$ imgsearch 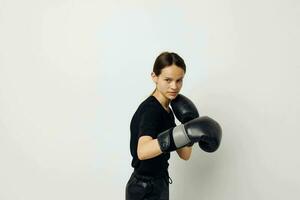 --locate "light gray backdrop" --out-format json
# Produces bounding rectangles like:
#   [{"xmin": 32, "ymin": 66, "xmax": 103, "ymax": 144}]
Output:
[{"xmin": 1, "ymin": 0, "xmax": 299, "ymax": 199}]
